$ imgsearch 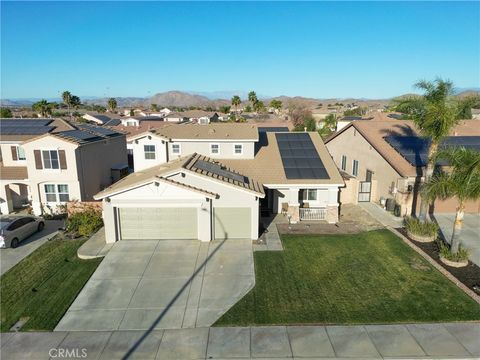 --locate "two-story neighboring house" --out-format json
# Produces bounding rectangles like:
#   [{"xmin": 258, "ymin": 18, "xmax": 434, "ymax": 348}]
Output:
[
  {"xmin": 95, "ymin": 126, "xmax": 344, "ymax": 244},
  {"xmin": 128, "ymin": 123, "xmax": 258, "ymax": 171},
  {"xmin": 0, "ymin": 119, "xmax": 128, "ymax": 215}
]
